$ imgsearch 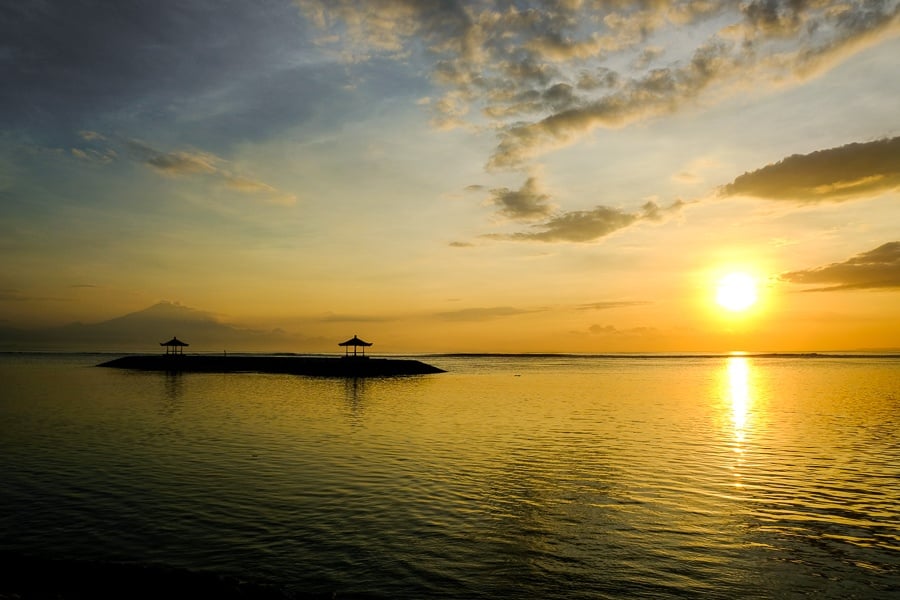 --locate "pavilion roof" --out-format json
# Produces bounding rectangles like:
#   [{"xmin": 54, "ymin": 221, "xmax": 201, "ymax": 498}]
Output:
[
  {"xmin": 160, "ymin": 337, "xmax": 189, "ymax": 346},
  {"xmin": 338, "ymin": 335, "xmax": 372, "ymax": 347}
]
